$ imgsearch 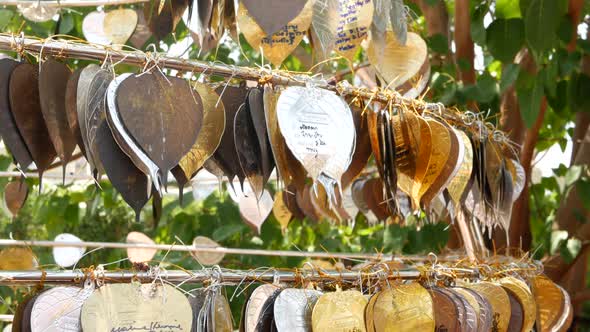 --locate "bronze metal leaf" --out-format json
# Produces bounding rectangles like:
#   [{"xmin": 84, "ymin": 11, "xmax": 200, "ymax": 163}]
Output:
[
  {"xmin": 234, "ymin": 102, "xmax": 264, "ymax": 199},
  {"xmin": 282, "ymin": 184, "xmax": 305, "ymax": 220},
  {"xmin": 9, "ymin": 63, "xmax": 57, "ymax": 182},
  {"xmin": 39, "ymin": 58, "xmax": 76, "ymax": 180},
  {"xmin": 295, "ymin": 183, "xmax": 320, "ymax": 222},
  {"xmin": 65, "ymin": 68, "xmax": 87, "ymax": 158},
  {"xmin": 241, "ymin": 0, "xmax": 308, "ymax": 36},
  {"xmin": 4, "ymin": 180, "xmax": 28, "ymax": 216},
  {"xmin": 0, "ymin": 58, "xmax": 33, "ymax": 170},
  {"xmin": 342, "ymin": 101, "xmax": 372, "ymax": 188},
  {"xmin": 96, "ymin": 121, "xmax": 150, "ymax": 221},
  {"xmin": 212, "ymin": 85, "xmax": 249, "ymax": 184},
  {"xmin": 115, "ymin": 72, "xmax": 203, "ymax": 180}
]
